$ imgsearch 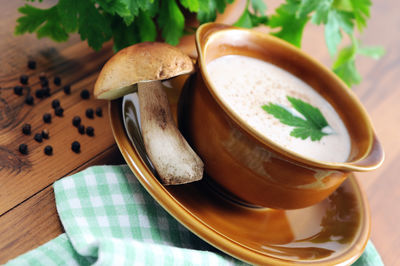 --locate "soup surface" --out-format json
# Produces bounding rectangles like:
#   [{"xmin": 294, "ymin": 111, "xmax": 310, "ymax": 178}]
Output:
[{"xmin": 206, "ymin": 55, "xmax": 351, "ymax": 163}]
